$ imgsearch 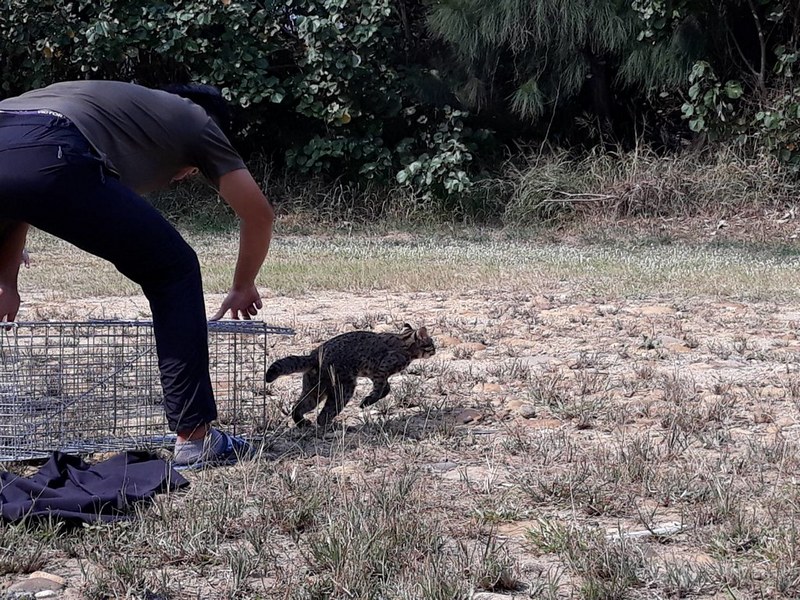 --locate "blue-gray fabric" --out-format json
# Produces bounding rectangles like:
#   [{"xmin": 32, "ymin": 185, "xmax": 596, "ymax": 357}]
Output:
[{"xmin": 0, "ymin": 451, "xmax": 189, "ymax": 524}]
